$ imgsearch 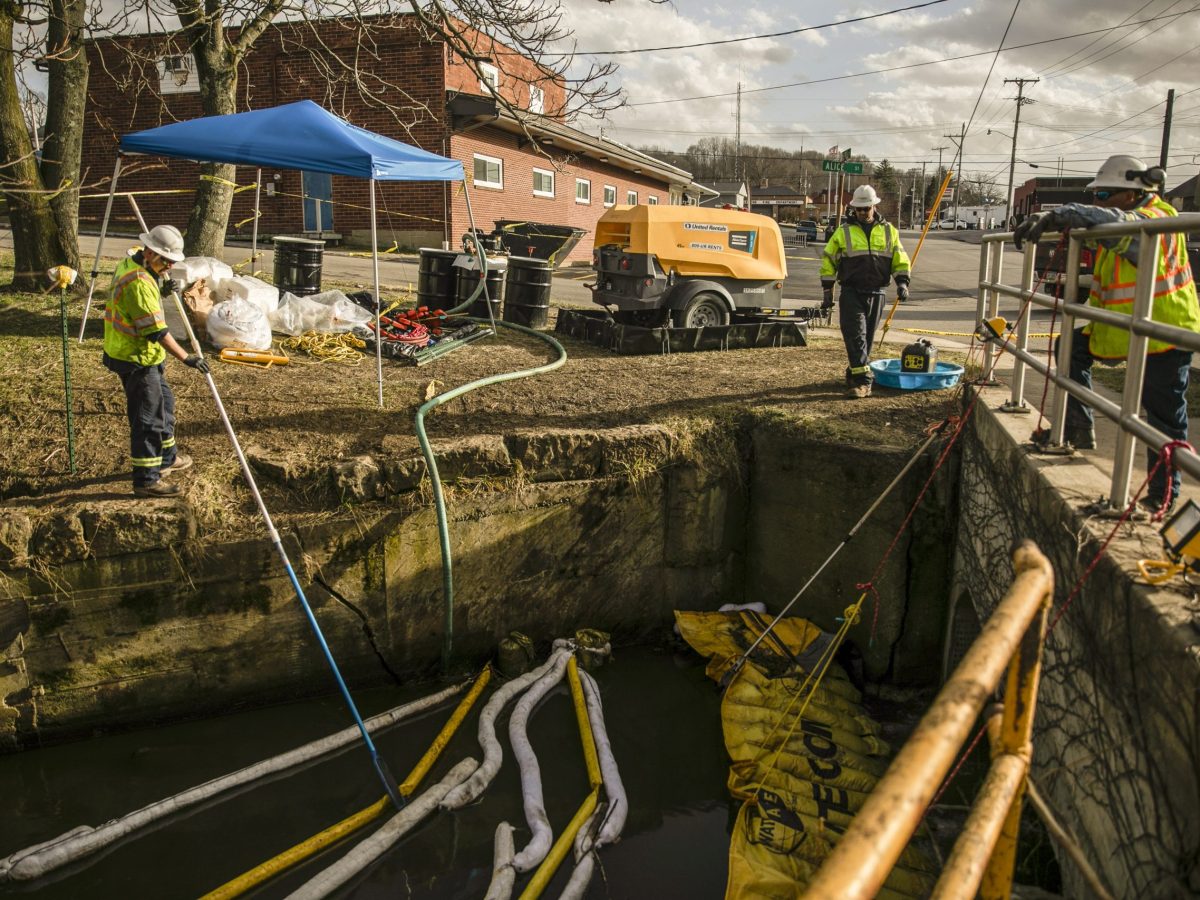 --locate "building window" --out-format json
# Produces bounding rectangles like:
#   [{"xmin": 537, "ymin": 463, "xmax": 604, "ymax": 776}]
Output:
[
  {"xmin": 533, "ymin": 168, "xmax": 555, "ymax": 198},
  {"xmin": 473, "ymin": 154, "xmax": 503, "ymax": 189},
  {"xmin": 529, "ymin": 85, "xmax": 544, "ymax": 114},
  {"xmin": 158, "ymin": 54, "xmax": 198, "ymax": 94},
  {"xmin": 647, "ymin": 196, "xmax": 658, "ymax": 205},
  {"xmin": 626, "ymin": 190, "xmax": 638, "ymax": 205},
  {"xmin": 603, "ymin": 185, "xmax": 616, "ymax": 207},
  {"xmin": 575, "ymin": 178, "xmax": 591, "ymax": 204},
  {"xmin": 478, "ymin": 62, "xmax": 499, "ymax": 94}
]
